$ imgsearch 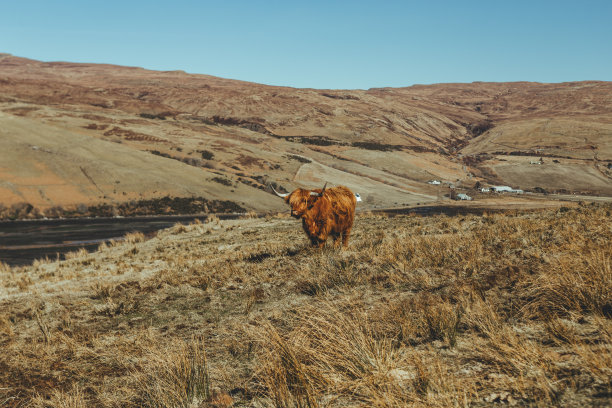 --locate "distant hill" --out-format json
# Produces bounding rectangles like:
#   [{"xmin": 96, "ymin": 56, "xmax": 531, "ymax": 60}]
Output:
[{"xmin": 1, "ymin": 54, "xmax": 610, "ymax": 217}]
